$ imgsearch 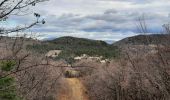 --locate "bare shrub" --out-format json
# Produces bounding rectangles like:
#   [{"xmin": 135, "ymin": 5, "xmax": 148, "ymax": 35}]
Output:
[
  {"xmin": 82, "ymin": 15, "xmax": 170, "ymax": 100},
  {"xmin": 0, "ymin": 35, "xmax": 64, "ymax": 100}
]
